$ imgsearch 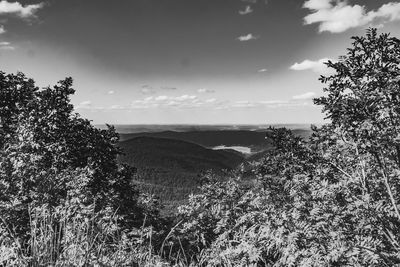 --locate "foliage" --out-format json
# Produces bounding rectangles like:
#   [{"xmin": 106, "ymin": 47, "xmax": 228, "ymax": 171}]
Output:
[
  {"xmin": 0, "ymin": 170, "xmax": 168, "ymax": 266},
  {"xmin": 3, "ymin": 28, "xmax": 400, "ymax": 266},
  {"xmin": 0, "ymin": 71, "xmax": 167, "ymax": 266},
  {"xmin": 162, "ymin": 29, "xmax": 400, "ymax": 266}
]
